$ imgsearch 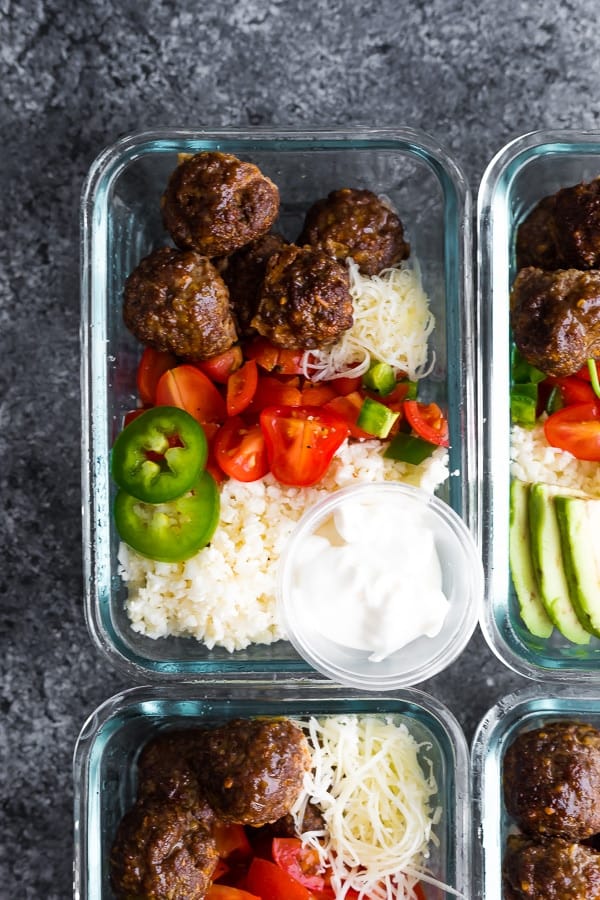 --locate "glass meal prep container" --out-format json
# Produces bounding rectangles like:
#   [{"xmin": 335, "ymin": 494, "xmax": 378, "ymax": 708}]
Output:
[
  {"xmin": 478, "ymin": 129, "xmax": 600, "ymax": 681},
  {"xmin": 80, "ymin": 127, "xmax": 476, "ymax": 680},
  {"xmin": 472, "ymin": 684, "xmax": 600, "ymax": 900},
  {"xmin": 72, "ymin": 678, "xmax": 471, "ymax": 900}
]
